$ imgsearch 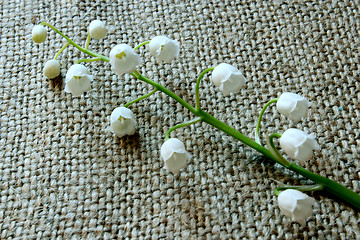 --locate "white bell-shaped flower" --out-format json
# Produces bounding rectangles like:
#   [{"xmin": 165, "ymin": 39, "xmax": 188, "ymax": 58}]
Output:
[
  {"xmin": 32, "ymin": 25, "xmax": 47, "ymax": 43},
  {"xmin": 109, "ymin": 44, "xmax": 142, "ymax": 74},
  {"xmin": 279, "ymin": 128, "xmax": 319, "ymax": 162},
  {"xmin": 149, "ymin": 36, "xmax": 180, "ymax": 62},
  {"xmin": 43, "ymin": 60, "xmax": 60, "ymax": 79},
  {"xmin": 278, "ymin": 189, "xmax": 315, "ymax": 226},
  {"xmin": 64, "ymin": 64, "xmax": 93, "ymax": 96},
  {"xmin": 277, "ymin": 92, "xmax": 311, "ymax": 123},
  {"xmin": 88, "ymin": 20, "xmax": 107, "ymax": 39},
  {"xmin": 109, "ymin": 107, "xmax": 137, "ymax": 138},
  {"xmin": 211, "ymin": 63, "xmax": 246, "ymax": 96},
  {"xmin": 160, "ymin": 138, "xmax": 191, "ymax": 174}
]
